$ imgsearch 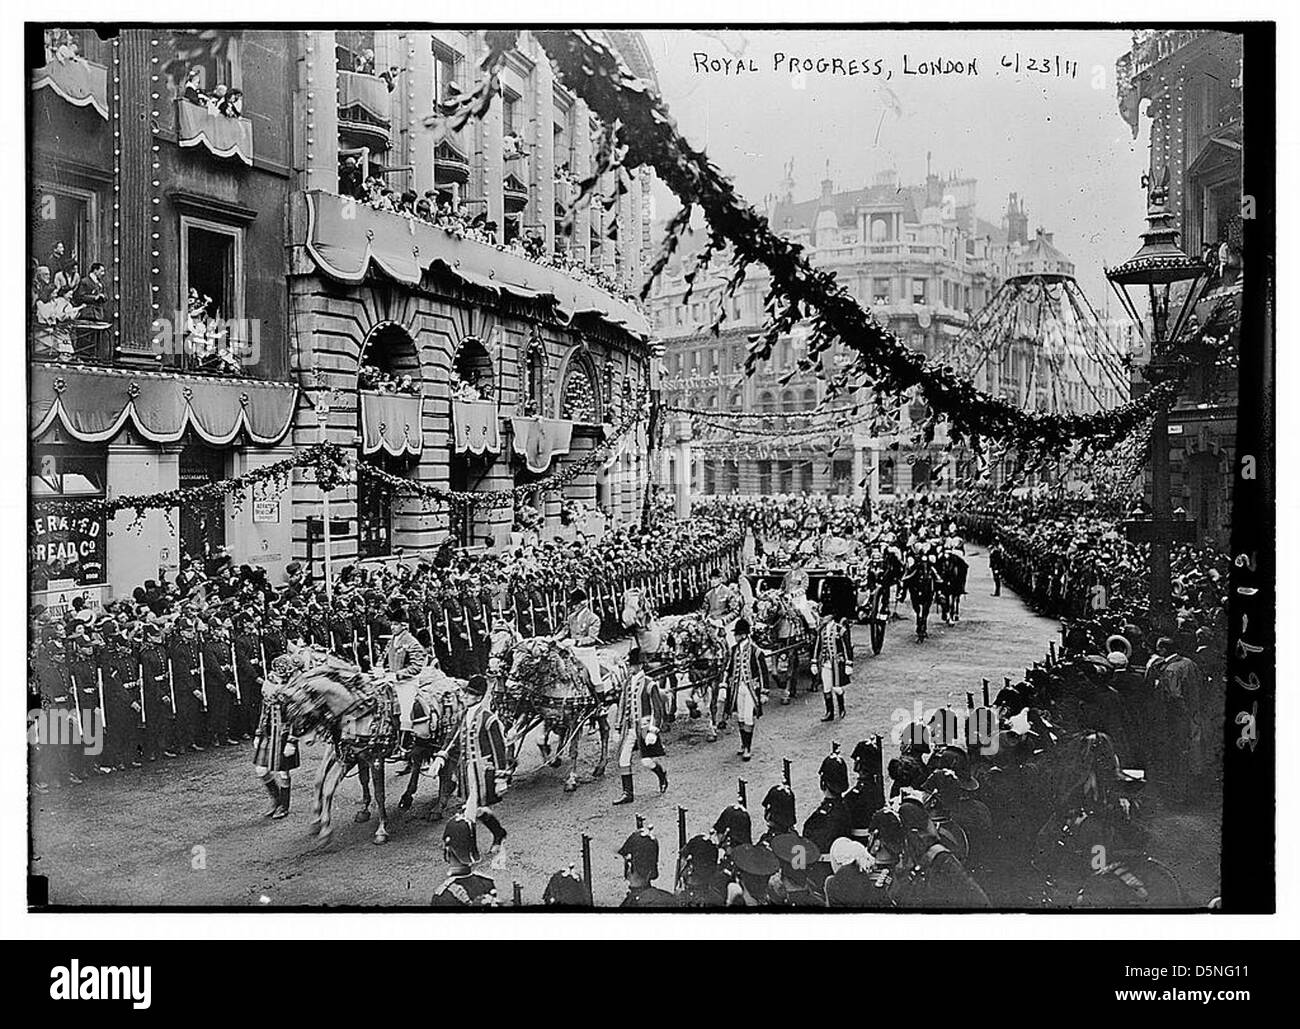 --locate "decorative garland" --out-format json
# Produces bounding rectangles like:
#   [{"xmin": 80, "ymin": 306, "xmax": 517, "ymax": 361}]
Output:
[
  {"xmin": 32, "ymin": 442, "xmax": 347, "ymax": 519},
  {"xmin": 449, "ymin": 31, "xmax": 1181, "ymax": 456}
]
